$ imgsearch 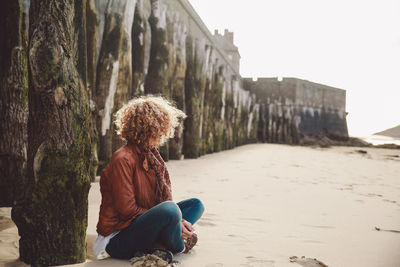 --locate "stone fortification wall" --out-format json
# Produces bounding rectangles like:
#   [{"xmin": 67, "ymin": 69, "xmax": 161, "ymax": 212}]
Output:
[
  {"xmin": 90, "ymin": 0, "xmax": 348, "ymax": 168},
  {"xmin": 243, "ymin": 77, "xmax": 348, "ymax": 144},
  {"xmin": 91, "ymin": 0, "xmax": 258, "ymax": 167}
]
